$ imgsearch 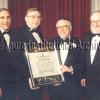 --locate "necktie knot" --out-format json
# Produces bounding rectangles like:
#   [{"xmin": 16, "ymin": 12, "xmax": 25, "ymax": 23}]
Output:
[
  {"xmin": 92, "ymin": 33, "xmax": 100, "ymax": 37},
  {"xmin": 3, "ymin": 31, "xmax": 9, "ymax": 35},
  {"xmin": 30, "ymin": 29, "xmax": 36, "ymax": 33},
  {"xmin": 60, "ymin": 38, "xmax": 69, "ymax": 44}
]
